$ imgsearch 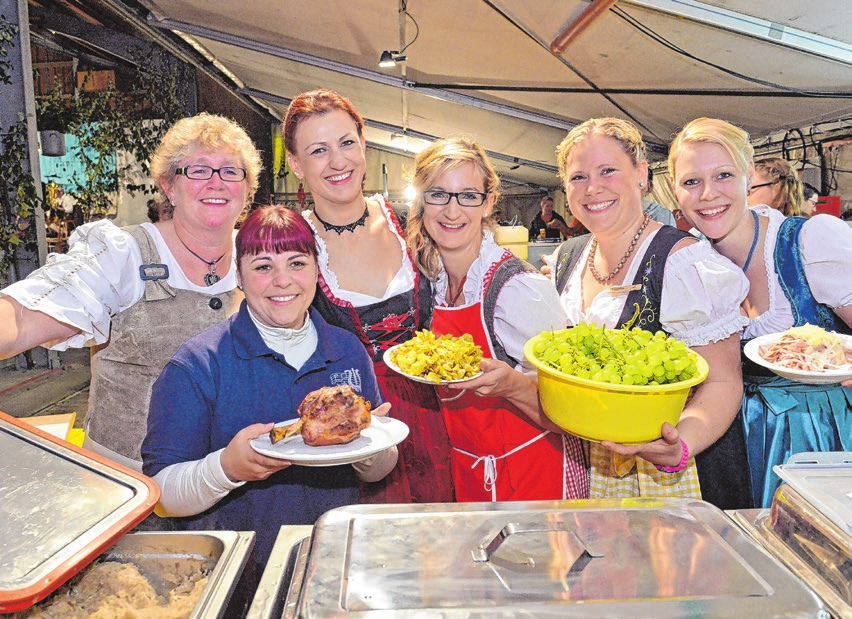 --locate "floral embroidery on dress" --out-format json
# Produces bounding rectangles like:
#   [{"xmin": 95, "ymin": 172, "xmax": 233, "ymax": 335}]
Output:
[{"xmin": 633, "ymin": 253, "xmax": 658, "ymax": 329}]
